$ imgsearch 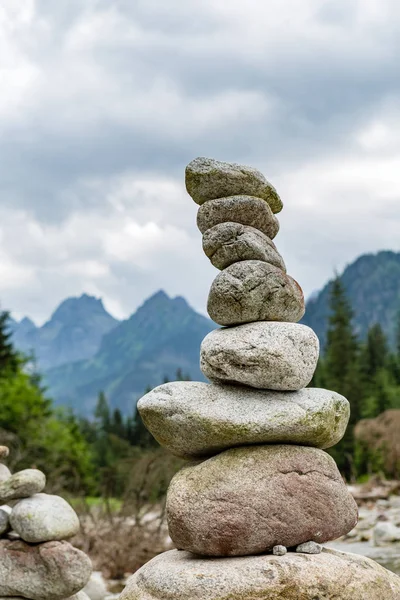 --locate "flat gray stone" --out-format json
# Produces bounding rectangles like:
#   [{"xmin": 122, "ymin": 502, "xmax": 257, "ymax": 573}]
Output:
[
  {"xmin": 203, "ymin": 222, "xmax": 286, "ymax": 271},
  {"xmin": 296, "ymin": 541, "xmax": 322, "ymax": 554},
  {"xmin": 200, "ymin": 322, "xmax": 319, "ymax": 390},
  {"xmin": 138, "ymin": 382, "xmax": 349, "ymax": 458},
  {"xmin": 120, "ymin": 548, "xmax": 400, "ymax": 600},
  {"xmin": 167, "ymin": 445, "xmax": 358, "ymax": 557},
  {"xmin": 186, "ymin": 156, "xmax": 283, "ymax": 213},
  {"xmin": 10, "ymin": 493, "xmax": 80, "ymax": 543},
  {"xmin": 197, "ymin": 195, "xmax": 279, "ymax": 238},
  {"xmin": 207, "ymin": 260, "xmax": 305, "ymax": 326},
  {"xmin": 0, "ymin": 469, "xmax": 46, "ymax": 504},
  {"xmin": 0, "ymin": 539, "xmax": 92, "ymax": 600}
]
